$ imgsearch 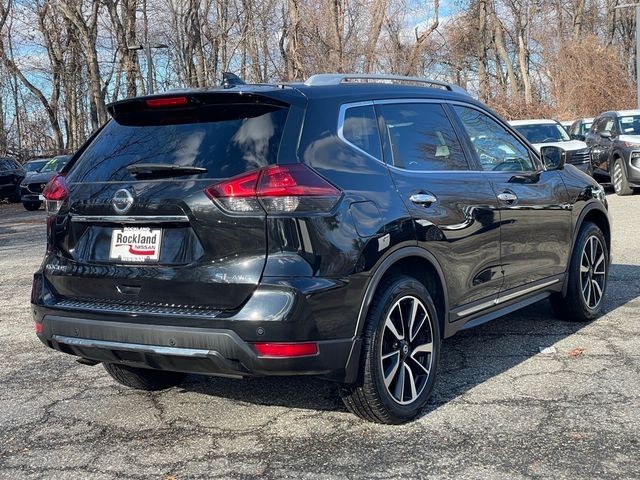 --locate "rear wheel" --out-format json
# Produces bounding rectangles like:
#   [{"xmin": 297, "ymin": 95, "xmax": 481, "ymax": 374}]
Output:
[
  {"xmin": 23, "ymin": 201, "xmax": 41, "ymax": 211},
  {"xmin": 551, "ymin": 222, "xmax": 608, "ymax": 322},
  {"xmin": 103, "ymin": 362, "xmax": 186, "ymax": 391},
  {"xmin": 612, "ymin": 158, "xmax": 634, "ymax": 196},
  {"xmin": 341, "ymin": 275, "xmax": 440, "ymax": 424}
]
